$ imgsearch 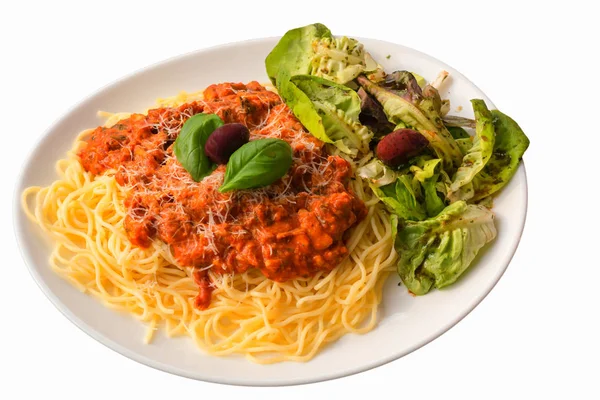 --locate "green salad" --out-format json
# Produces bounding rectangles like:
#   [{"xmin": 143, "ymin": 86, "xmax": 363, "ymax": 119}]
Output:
[{"xmin": 266, "ymin": 23, "xmax": 529, "ymax": 295}]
